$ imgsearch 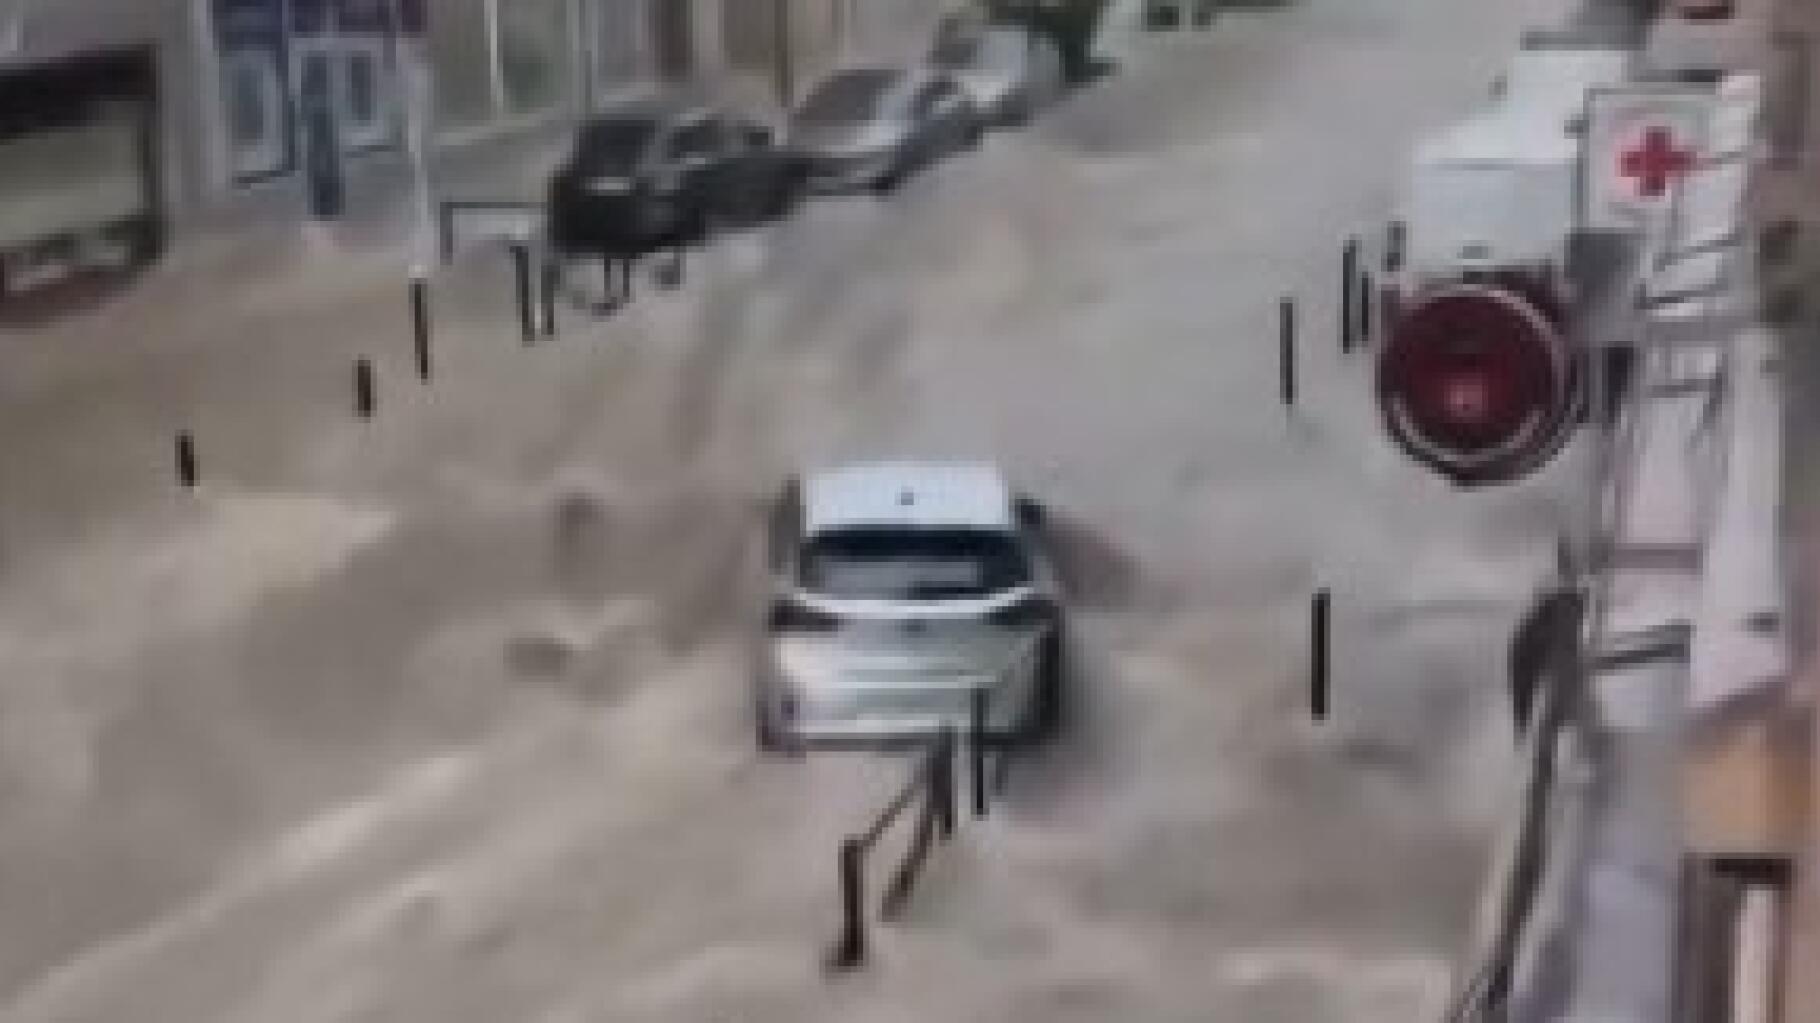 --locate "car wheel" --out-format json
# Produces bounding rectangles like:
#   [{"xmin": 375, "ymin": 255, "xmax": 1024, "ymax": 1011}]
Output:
[
  {"xmin": 871, "ymin": 161, "xmax": 905, "ymax": 195},
  {"xmin": 1016, "ymin": 627, "xmax": 1067, "ymax": 745},
  {"xmin": 755, "ymin": 697, "xmax": 791, "ymax": 753}
]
